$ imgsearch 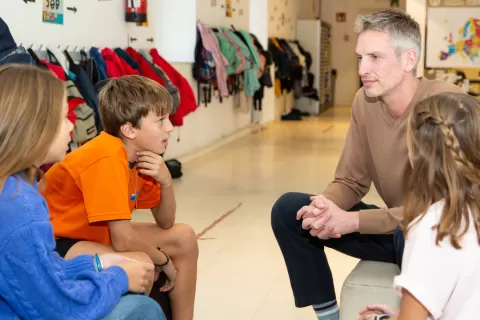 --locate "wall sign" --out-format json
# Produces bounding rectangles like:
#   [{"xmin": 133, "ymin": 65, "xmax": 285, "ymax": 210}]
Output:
[
  {"xmin": 43, "ymin": 0, "xmax": 64, "ymax": 25},
  {"xmin": 336, "ymin": 12, "xmax": 346, "ymax": 22}
]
